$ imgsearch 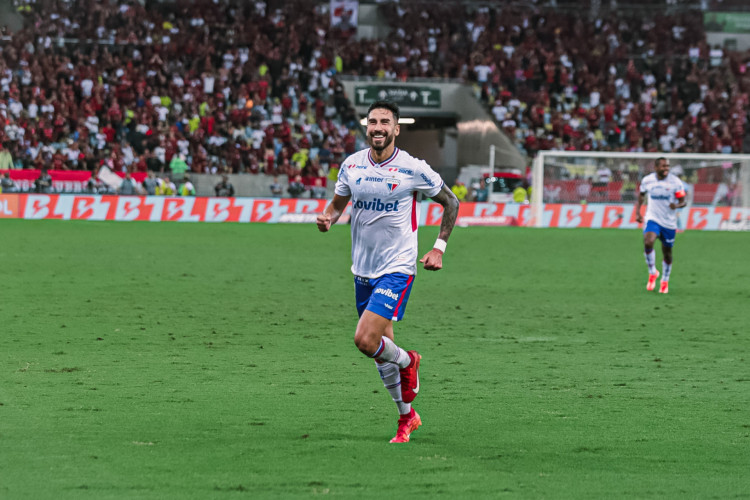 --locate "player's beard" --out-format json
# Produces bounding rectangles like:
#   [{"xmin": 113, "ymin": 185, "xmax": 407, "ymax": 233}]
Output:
[{"xmin": 369, "ymin": 131, "xmax": 395, "ymax": 153}]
